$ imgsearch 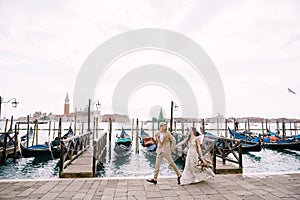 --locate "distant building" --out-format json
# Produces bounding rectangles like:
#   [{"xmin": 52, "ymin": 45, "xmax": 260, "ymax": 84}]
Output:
[
  {"xmin": 102, "ymin": 114, "xmax": 130, "ymax": 122},
  {"xmin": 64, "ymin": 93, "xmax": 70, "ymax": 115}
]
